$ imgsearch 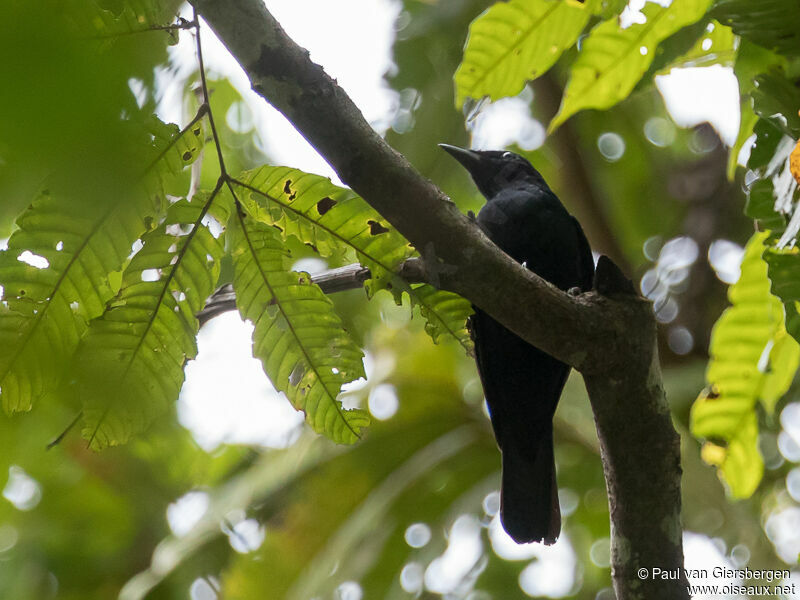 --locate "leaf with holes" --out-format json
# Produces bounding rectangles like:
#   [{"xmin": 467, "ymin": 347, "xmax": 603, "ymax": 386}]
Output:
[
  {"xmin": 691, "ymin": 232, "xmax": 799, "ymax": 497},
  {"xmin": 231, "ymin": 214, "xmax": 368, "ymax": 444},
  {"xmin": 233, "ymin": 167, "xmax": 473, "ymax": 354},
  {"xmin": 454, "ymin": 0, "xmax": 590, "ymax": 107},
  {"xmin": 549, "ymin": 0, "xmax": 712, "ymax": 131},
  {"xmin": 411, "ymin": 284, "xmax": 473, "ymax": 355},
  {"xmin": 76, "ymin": 193, "xmax": 224, "ymax": 449},
  {"xmin": 234, "ymin": 167, "xmax": 411, "ymax": 294},
  {"xmin": 146, "ymin": 112, "xmax": 206, "ymax": 198},
  {"xmin": 0, "ymin": 116, "xmax": 206, "ymax": 417}
]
